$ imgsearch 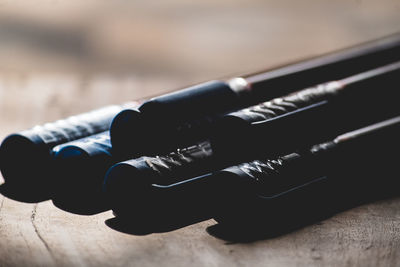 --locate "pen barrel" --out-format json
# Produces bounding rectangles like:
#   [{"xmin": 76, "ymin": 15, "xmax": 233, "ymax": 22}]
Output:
[
  {"xmin": 0, "ymin": 102, "xmax": 136, "ymax": 184},
  {"xmin": 105, "ymin": 116, "xmax": 400, "ymax": 229},
  {"xmin": 246, "ymin": 33, "xmax": 400, "ymax": 100},
  {"xmin": 212, "ymin": 64, "xmax": 400, "ymax": 160},
  {"xmin": 140, "ymin": 80, "xmax": 239, "ymax": 121},
  {"xmin": 10, "ymin": 104, "xmax": 130, "ymax": 150},
  {"xmin": 104, "ymin": 141, "xmax": 215, "ymax": 195},
  {"xmin": 111, "ymin": 81, "xmax": 236, "ymax": 156},
  {"xmin": 52, "ymin": 132, "xmax": 113, "ymax": 194},
  {"xmin": 111, "ymin": 33, "xmax": 400, "ymax": 158},
  {"xmin": 214, "ymin": 117, "xmax": 400, "ymax": 227}
]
